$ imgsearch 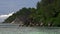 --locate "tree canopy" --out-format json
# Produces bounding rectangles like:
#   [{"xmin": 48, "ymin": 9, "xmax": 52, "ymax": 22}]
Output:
[{"xmin": 3, "ymin": 0, "xmax": 60, "ymax": 27}]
